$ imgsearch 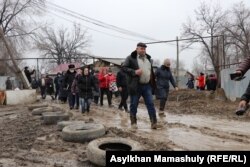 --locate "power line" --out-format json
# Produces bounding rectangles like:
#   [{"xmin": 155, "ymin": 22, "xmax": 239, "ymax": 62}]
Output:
[
  {"xmin": 35, "ymin": 1, "xmax": 159, "ymax": 41},
  {"xmin": 47, "ymin": 1, "xmax": 162, "ymax": 41},
  {"xmin": 34, "ymin": 3, "xmax": 140, "ymax": 42},
  {"xmin": 33, "ymin": 1, "xmax": 191, "ymax": 48},
  {"xmin": 144, "ymin": 35, "xmax": 223, "ymax": 44}
]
